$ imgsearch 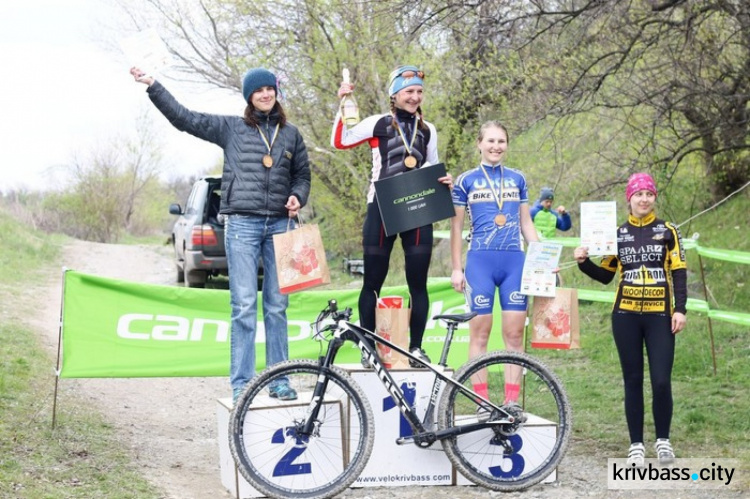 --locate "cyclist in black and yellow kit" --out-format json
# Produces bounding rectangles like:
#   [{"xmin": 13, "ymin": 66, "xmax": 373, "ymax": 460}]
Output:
[{"xmin": 574, "ymin": 172, "xmax": 687, "ymax": 468}]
